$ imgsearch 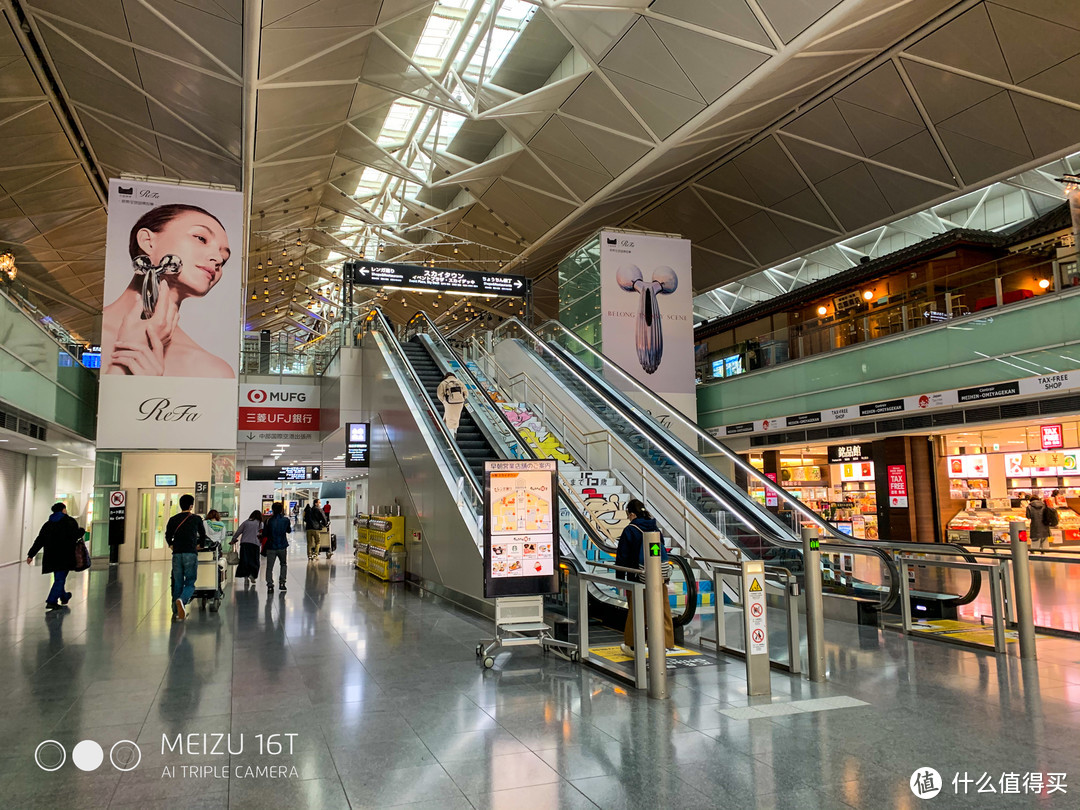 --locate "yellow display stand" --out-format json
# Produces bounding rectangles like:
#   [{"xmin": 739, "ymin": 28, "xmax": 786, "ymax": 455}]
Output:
[
  {"xmin": 354, "ymin": 517, "xmax": 369, "ymax": 572},
  {"xmin": 363, "ymin": 515, "xmax": 405, "ymax": 581}
]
